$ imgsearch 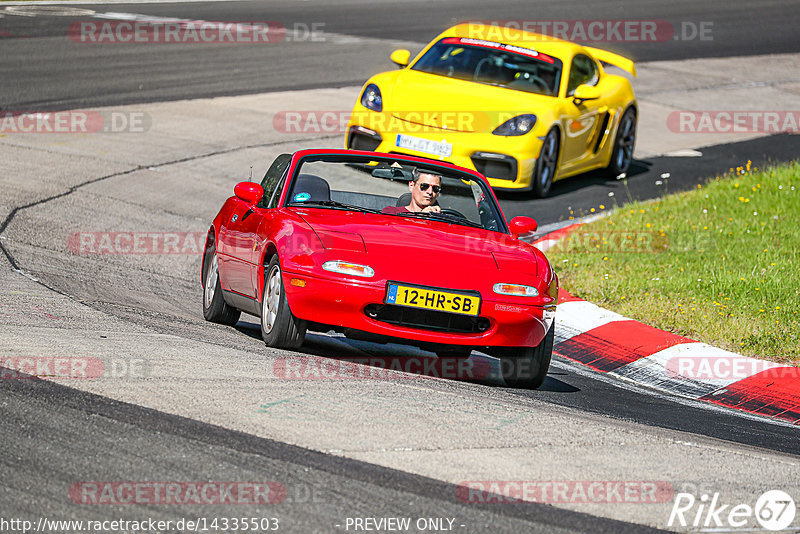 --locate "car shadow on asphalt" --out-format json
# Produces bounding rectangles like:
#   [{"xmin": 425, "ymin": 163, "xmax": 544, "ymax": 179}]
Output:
[
  {"xmin": 236, "ymin": 320, "xmax": 581, "ymax": 393},
  {"xmin": 494, "ymin": 159, "xmax": 651, "ymax": 202},
  {"xmin": 535, "ymin": 374, "xmax": 581, "ymax": 393}
]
